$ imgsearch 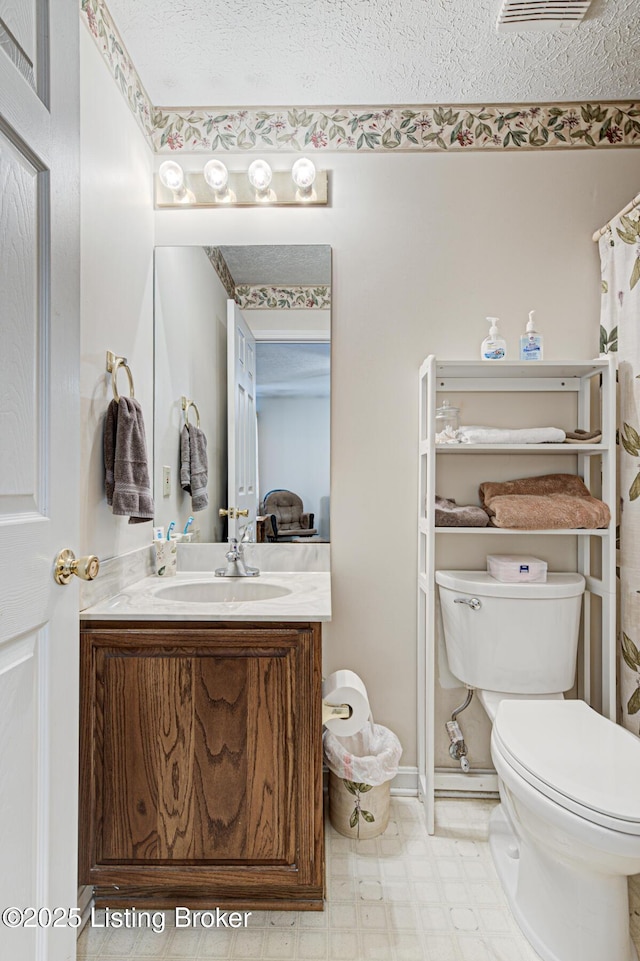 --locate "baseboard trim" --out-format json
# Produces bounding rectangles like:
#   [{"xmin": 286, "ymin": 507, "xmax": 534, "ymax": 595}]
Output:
[
  {"xmin": 435, "ymin": 769, "xmax": 499, "ymax": 796},
  {"xmin": 323, "ymin": 765, "xmax": 499, "ymax": 798},
  {"xmin": 390, "ymin": 765, "xmax": 419, "ymax": 796},
  {"xmin": 77, "ymin": 885, "xmax": 93, "ymax": 933}
]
